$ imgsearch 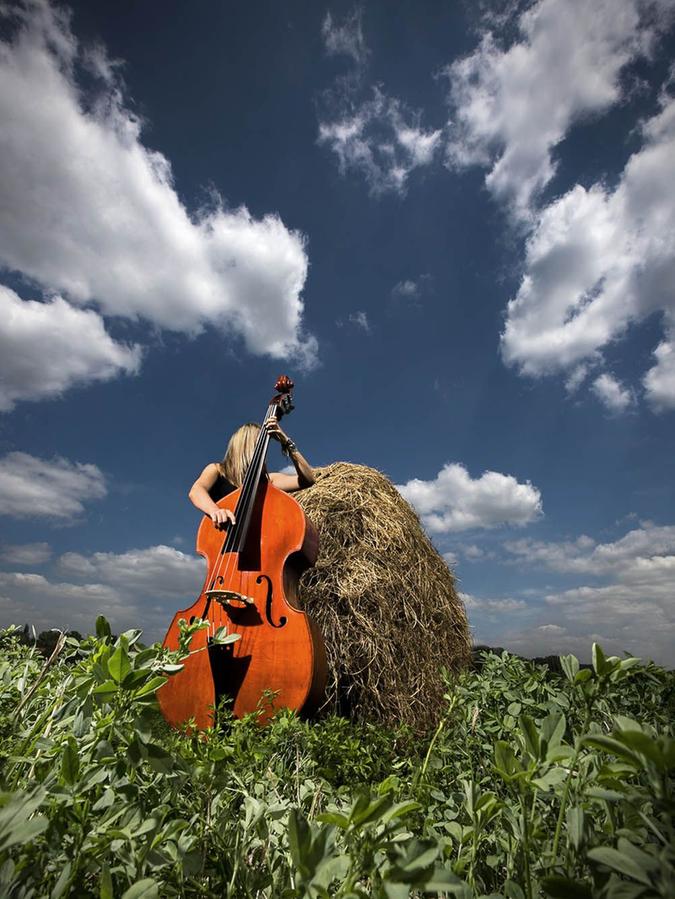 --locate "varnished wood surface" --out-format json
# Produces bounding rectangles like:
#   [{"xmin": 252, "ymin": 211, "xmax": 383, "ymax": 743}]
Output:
[{"xmin": 158, "ymin": 481, "xmax": 326, "ymax": 729}]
